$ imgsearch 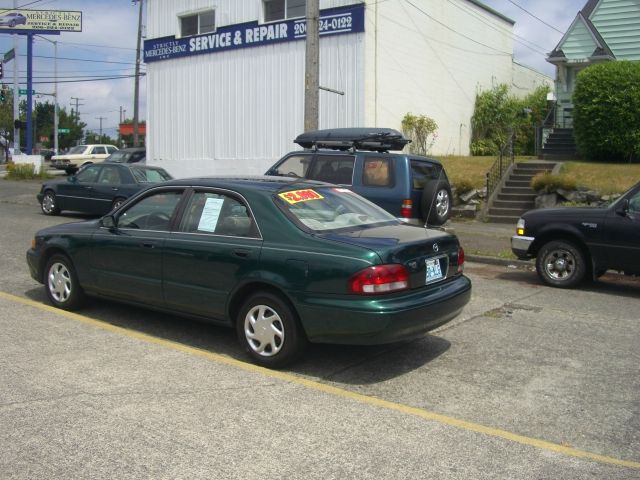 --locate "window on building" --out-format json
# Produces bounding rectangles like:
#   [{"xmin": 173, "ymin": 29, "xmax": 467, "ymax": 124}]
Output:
[
  {"xmin": 180, "ymin": 9, "xmax": 216, "ymax": 37},
  {"xmin": 264, "ymin": 0, "xmax": 306, "ymax": 22}
]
